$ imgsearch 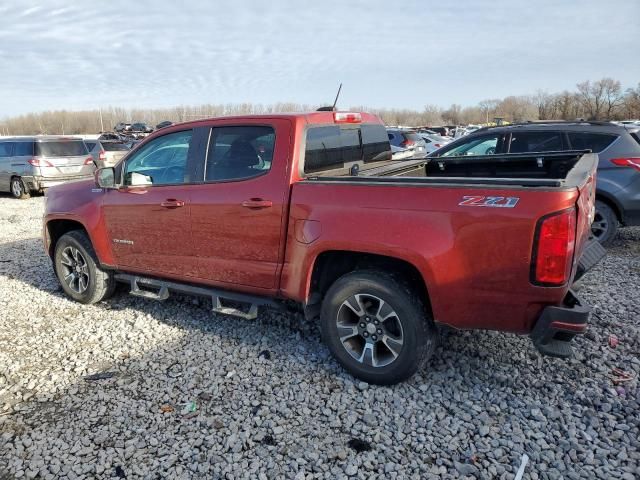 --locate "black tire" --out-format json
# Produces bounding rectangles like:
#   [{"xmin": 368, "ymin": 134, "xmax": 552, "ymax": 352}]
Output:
[
  {"xmin": 10, "ymin": 177, "xmax": 30, "ymax": 199},
  {"xmin": 320, "ymin": 270, "xmax": 437, "ymax": 385},
  {"xmin": 54, "ymin": 230, "xmax": 116, "ymax": 304},
  {"xmin": 592, "ymin": 200, "xmax": 618, "ymax": 246}
]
